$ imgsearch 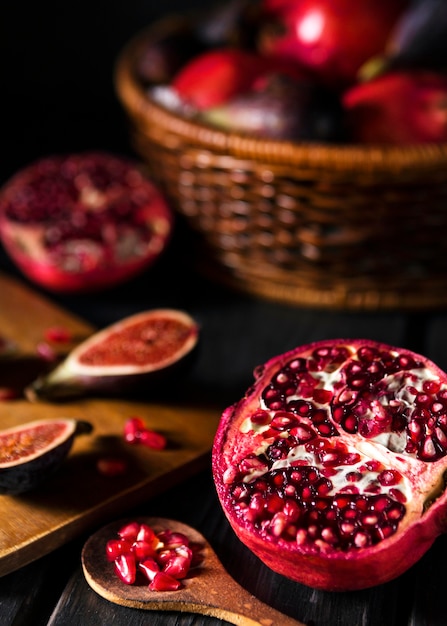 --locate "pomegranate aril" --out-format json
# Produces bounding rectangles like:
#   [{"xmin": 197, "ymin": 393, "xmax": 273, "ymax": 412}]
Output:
[
  {"xmin": 133, "ymin": 540, "xmax": 157, "ymax": 561},
  {"xmin": 163, "ymin": 553, "xmax": 192, "ymax": 579},
  {"xmin": 36, "ymin": 342, "xmax": 58, "ymax": 362},
  {"xmin": 354, "ymin": 531, "xmax": 371, "ymax": 548},
  {"xmin": 114, "ymin": 552, "xmax": 137, "ymax": 584},
  {"xmin": 97, "ymin": 457, "xmax": 127, "ymax": 477},
  {"xmin": 137, "ymin": 523, "xmax": 158, "ymax": 544},
  {"xmin": 250, "ymin": 410, "xmax": 271, "ymax": 425},
  {"xmin": 106, "ymin": 539, "xmax": 133, "ymax": 561},
  {"xmin": 139, "ymin": 429, "xmax": 167, "ymax": 450},
  {"xmin": 43, "ymin": 326, "xmax": 73, "ymax": 343},
  {"xmin": 123, "ymin": 417, "xmax": 146, "ymax": 443},
  {"xmin": 149, "ymin": 571, "xmax": 182, "ymax": 591},
  {"xmin": 377, "ymin": 470, "xmax": 402, "ymax": 486},
  {"xmin": 118, "ymin": 521, "xmax": 141, "ymax": 542},
  {"xmin": 157, "ymin": 530, "xmax": 190, "ymax": 549},
  {"xmin": 0, "ymin": 387, "xmax": 18, "ymax": 401},
  {"xmin": 139, "ymin": 557, "xmax": 160, "ymax": 582}
]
